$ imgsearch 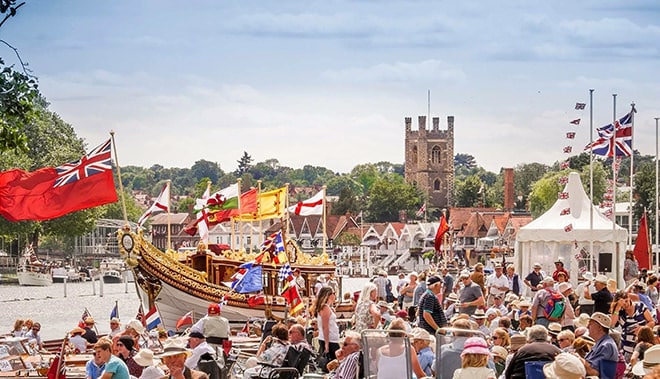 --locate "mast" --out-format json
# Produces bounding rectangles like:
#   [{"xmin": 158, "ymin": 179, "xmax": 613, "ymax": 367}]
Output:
[{"xmin": 589, "ymin": 89, "xmax": 594, "ymax": 274}]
